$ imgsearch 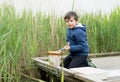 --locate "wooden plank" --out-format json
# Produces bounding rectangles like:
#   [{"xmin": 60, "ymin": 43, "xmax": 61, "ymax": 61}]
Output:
[
  {"xmin": 70, "ymin": 67, "xmax": 108, "ymax": 82},
  {"xmin": 32, "ymin": 58, "xmax": 83, "ymax": 82},
  {"xmin": 32, "ymin": 57, "xmax": 74, "ymax": 76},
  {"xmin": 107, "ymin": 76, "xmax": 120, "ymax": 82},
  {"xmin": 32, "ymin": 57, "xmax": 49, "ymax": 65},
  {"xmin": 32, "ymin": 53, "xmax": 120, "ymax": 82},
  {"xmin": 107, "ymin": 69, "xmax": 120, "ymax": 78},
  {"xmin": 89, "ymin": 52, "xmax": 120, "ymax": 58},
  {"xmin": 32, "ymin": 57, "xmax": 107, "ymax": 82}
]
